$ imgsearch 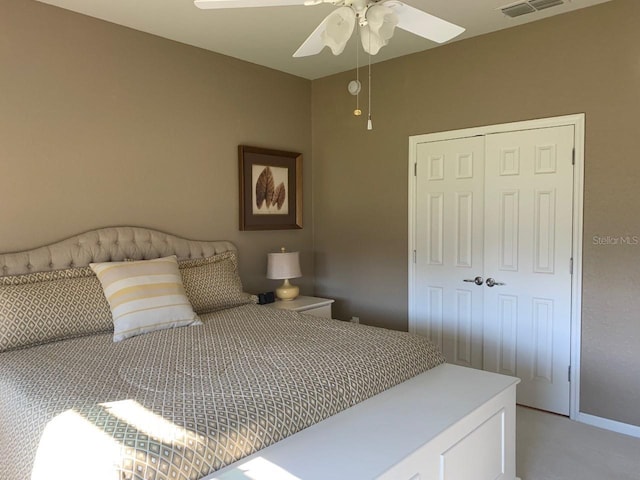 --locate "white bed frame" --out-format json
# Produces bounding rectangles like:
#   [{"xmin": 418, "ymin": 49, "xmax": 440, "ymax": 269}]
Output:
[{"xmin": 0, "ymin": 227, "xmax": 520, "ymax": 480}]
